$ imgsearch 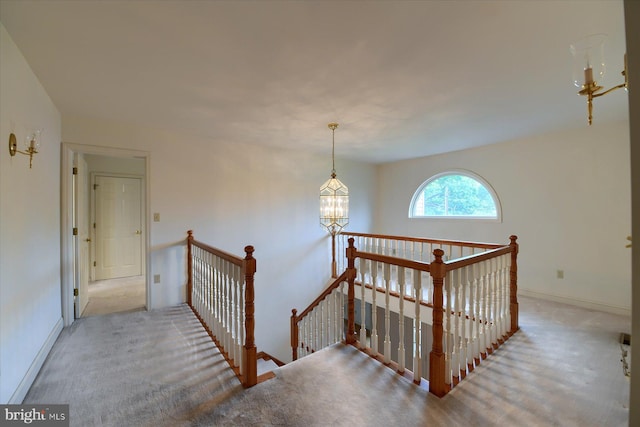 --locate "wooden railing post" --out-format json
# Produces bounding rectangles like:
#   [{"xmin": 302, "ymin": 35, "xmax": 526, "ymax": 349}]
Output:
[
  {"xmin": 331, "ymin": 233, "xmax": 338, "ymax": 278},
  {"xmin": 243, "ymin": 245, "xmax": 257, "ymax": 388},
  {"xmin": 429, "ymin": 248, "xmax": 447, "ymax": 397},
  {"xmin": 291, "ymin": 309, "xmax": 299, "ymax": 361},
  {"xmin": 345, "ymin": 238, "xmax": 357, "ymax": 345},
  {"xmin": 509, "ymin": 235, "xmax": 519, "ymax": 334},
  {"xmin": 187, "ymin": 230, "xmax": 194, "ymax": 307}
]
